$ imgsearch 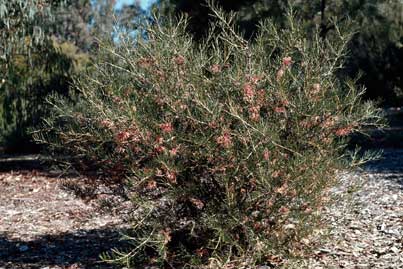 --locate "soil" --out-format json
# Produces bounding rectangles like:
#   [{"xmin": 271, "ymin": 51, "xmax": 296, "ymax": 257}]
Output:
[{"xmin": 0, "ymin": 162, "xmax": 130, "ymax": 269}]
